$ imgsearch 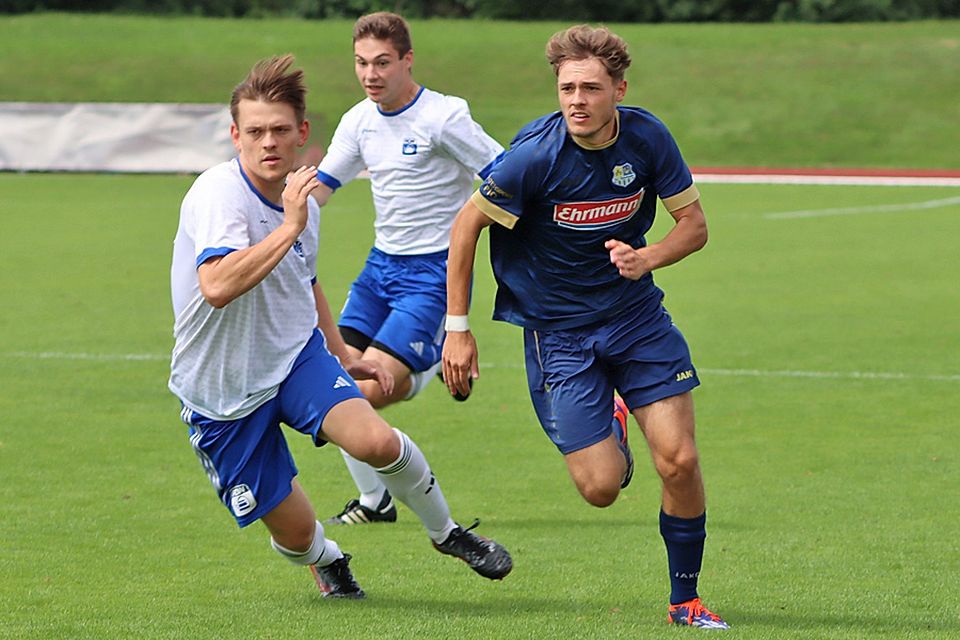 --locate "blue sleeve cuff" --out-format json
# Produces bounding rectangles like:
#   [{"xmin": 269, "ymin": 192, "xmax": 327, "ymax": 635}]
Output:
[
  {"xmin": 196, "ymin": 246, "xmax": 236, "ymax": 269},
  {"xmin": 316, "ymin": 170, "xmax": 341, "ymax": 191}
]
